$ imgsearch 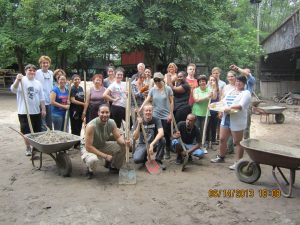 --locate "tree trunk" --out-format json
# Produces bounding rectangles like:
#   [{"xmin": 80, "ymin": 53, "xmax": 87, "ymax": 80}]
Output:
[{"xmin": 14, "ymin": 46, "xmax": 24, "ymax": 74}]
